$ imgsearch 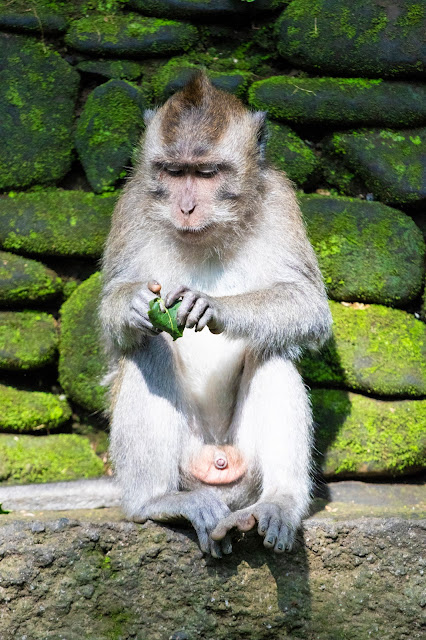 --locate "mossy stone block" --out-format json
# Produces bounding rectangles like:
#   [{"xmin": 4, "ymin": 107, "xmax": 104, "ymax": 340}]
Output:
[
  {"xmin": 65, "ymin": 13, "xmax": 198, "ymax": 57},
  {"xmin": 76, "ymin": 80, "xmax": 145, "ymax": 193},
  {"xmin": 59, "ymin": 272, "xmax": 107, "ymax": 413},
  {"xmin": 0, "ymin": 33, "xmax": 79, "ymax": 191},
  {"xmin": 312, "ymin": 389, "xmax": 426, "ymax": 477},
  {"xmin": 129, "ymin": 0, "xmax": 285, "ymax": 19},
  {"xmin": 0, "ymin": 384, "xmax": 71, "ymax": 433},
  {"xmin": 0, "ymin": 432, "xmax": 104, "ymax": 484},
  {"xmin": 76, "ymin": 59, "xmax": 144, "ymax": 80},
  {"xmin": 249, "ymin": 76, "xmax": 426, "ymax": 127},
  {"xmin": 276, "ymin": 0, "xmax": 426, "ymax": 78},
  {"xmin": 0, "ymin": 190, "xmax": 117, "ymax": 259},
  {"xmin": 0, "ymin": 251, "xmax": 62, "ymax": 307},
  {"xmin": 301, "ymin": 195, "xmax": 425, "ymax": 305},
  {"xmin": 0, "ymin": 311, "xmax": 58, "ymax": 371},
  {"xmin": 0, "ymin": 0, "xmax": 70, "ymax": 33},
  {"xmin": 266, "ymin": 122, "xmax": 318, "ymax": 187},
  {"xmin": 324, "ymin": 128, "xmax": 426, "ymax": 206},
  {"xmin": 301, "ymin": 301, "xmax": 426, "ymax": 397},
  {"xmin": 151, "ymin": 58, "xmax": 252, "ymax": 101}
]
